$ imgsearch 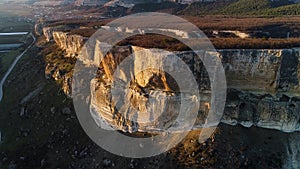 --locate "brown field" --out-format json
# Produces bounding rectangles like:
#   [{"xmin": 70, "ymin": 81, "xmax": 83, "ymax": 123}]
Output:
[
  {"xmin": 183, "ymin": 15, "xmax": 300, "ymax": 31},
  {"xmin": 211, "ymin": 37, "xmax": 300, "ymax": 49},
  {"xmin": 48, "ymin": 15, "xmax": 300, "ymax": 33},
  {"xmin": 45, "ymin": 15, "xmax": 300, "ymax": 49},
  {"xmin": 0, "ymin": 4, "xmax": 32, "ymax": 17},
  {"xmin": 116, "ymin": 34, "xmax": 300, "ymax": 50}
]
